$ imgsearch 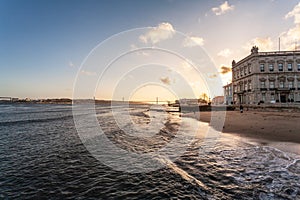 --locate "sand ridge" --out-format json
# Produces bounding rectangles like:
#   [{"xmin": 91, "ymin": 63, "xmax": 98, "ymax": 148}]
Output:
[{"xmin": 184, "ymin": 110, "xmax": 300, "ymax": 144}]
